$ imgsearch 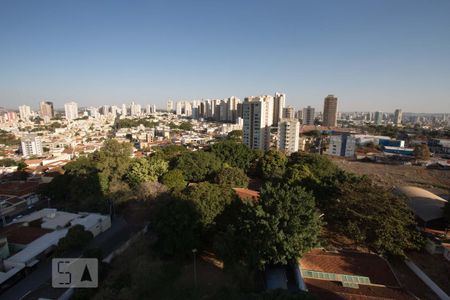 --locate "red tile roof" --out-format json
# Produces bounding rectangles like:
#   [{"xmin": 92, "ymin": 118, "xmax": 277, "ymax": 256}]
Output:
[
  {"xmin": 304, "ymin": 278, "xmax": 414, "ymax": 300},
  {"xmin": 0, "ymin": 181, "xmax": 41, "ymax": 197},
  {"xmin": 300, "ymin": 249, "xmax": 399, "ymax": 287},
  {"xmin": 0, "ymin": 223, "xmax": 52, "ymax": 245},
  {"xmin": 233, "ymin": 188, "xmax": 259, "ymax": 201}
]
